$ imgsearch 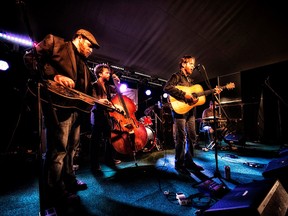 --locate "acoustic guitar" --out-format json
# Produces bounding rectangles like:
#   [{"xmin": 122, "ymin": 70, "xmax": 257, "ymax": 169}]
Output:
[
  {"xmin": 169, "ymin": 82, "xmax": 235, "ymax": 114},
  {"xmin": 28, "ymin": 79, "xmax": 123, "ymax": 113}
]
